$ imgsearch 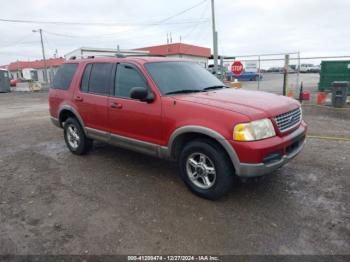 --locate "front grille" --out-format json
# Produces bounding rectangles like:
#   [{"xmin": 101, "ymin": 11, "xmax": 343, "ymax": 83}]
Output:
[{"xmin": 274, "ymin": 107, "xmax": 302, "ymax": 132}]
